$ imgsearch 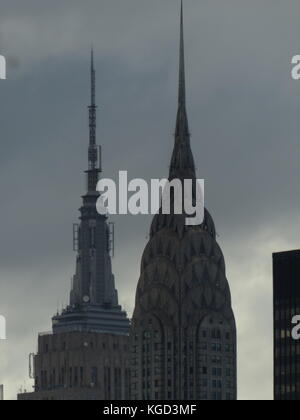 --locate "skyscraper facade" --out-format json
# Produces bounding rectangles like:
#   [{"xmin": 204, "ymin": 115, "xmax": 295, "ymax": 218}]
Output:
[
  {"xmin": 18, "ymin": 52, "xmax": 130, "ymax": 401},
  {"xmin": 273, "ymin": 250, "xmax": 300, "ymax": 400},
  {"xmin": 130, "ymin": 3, "xmax": 237, "ymax": 401}
]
